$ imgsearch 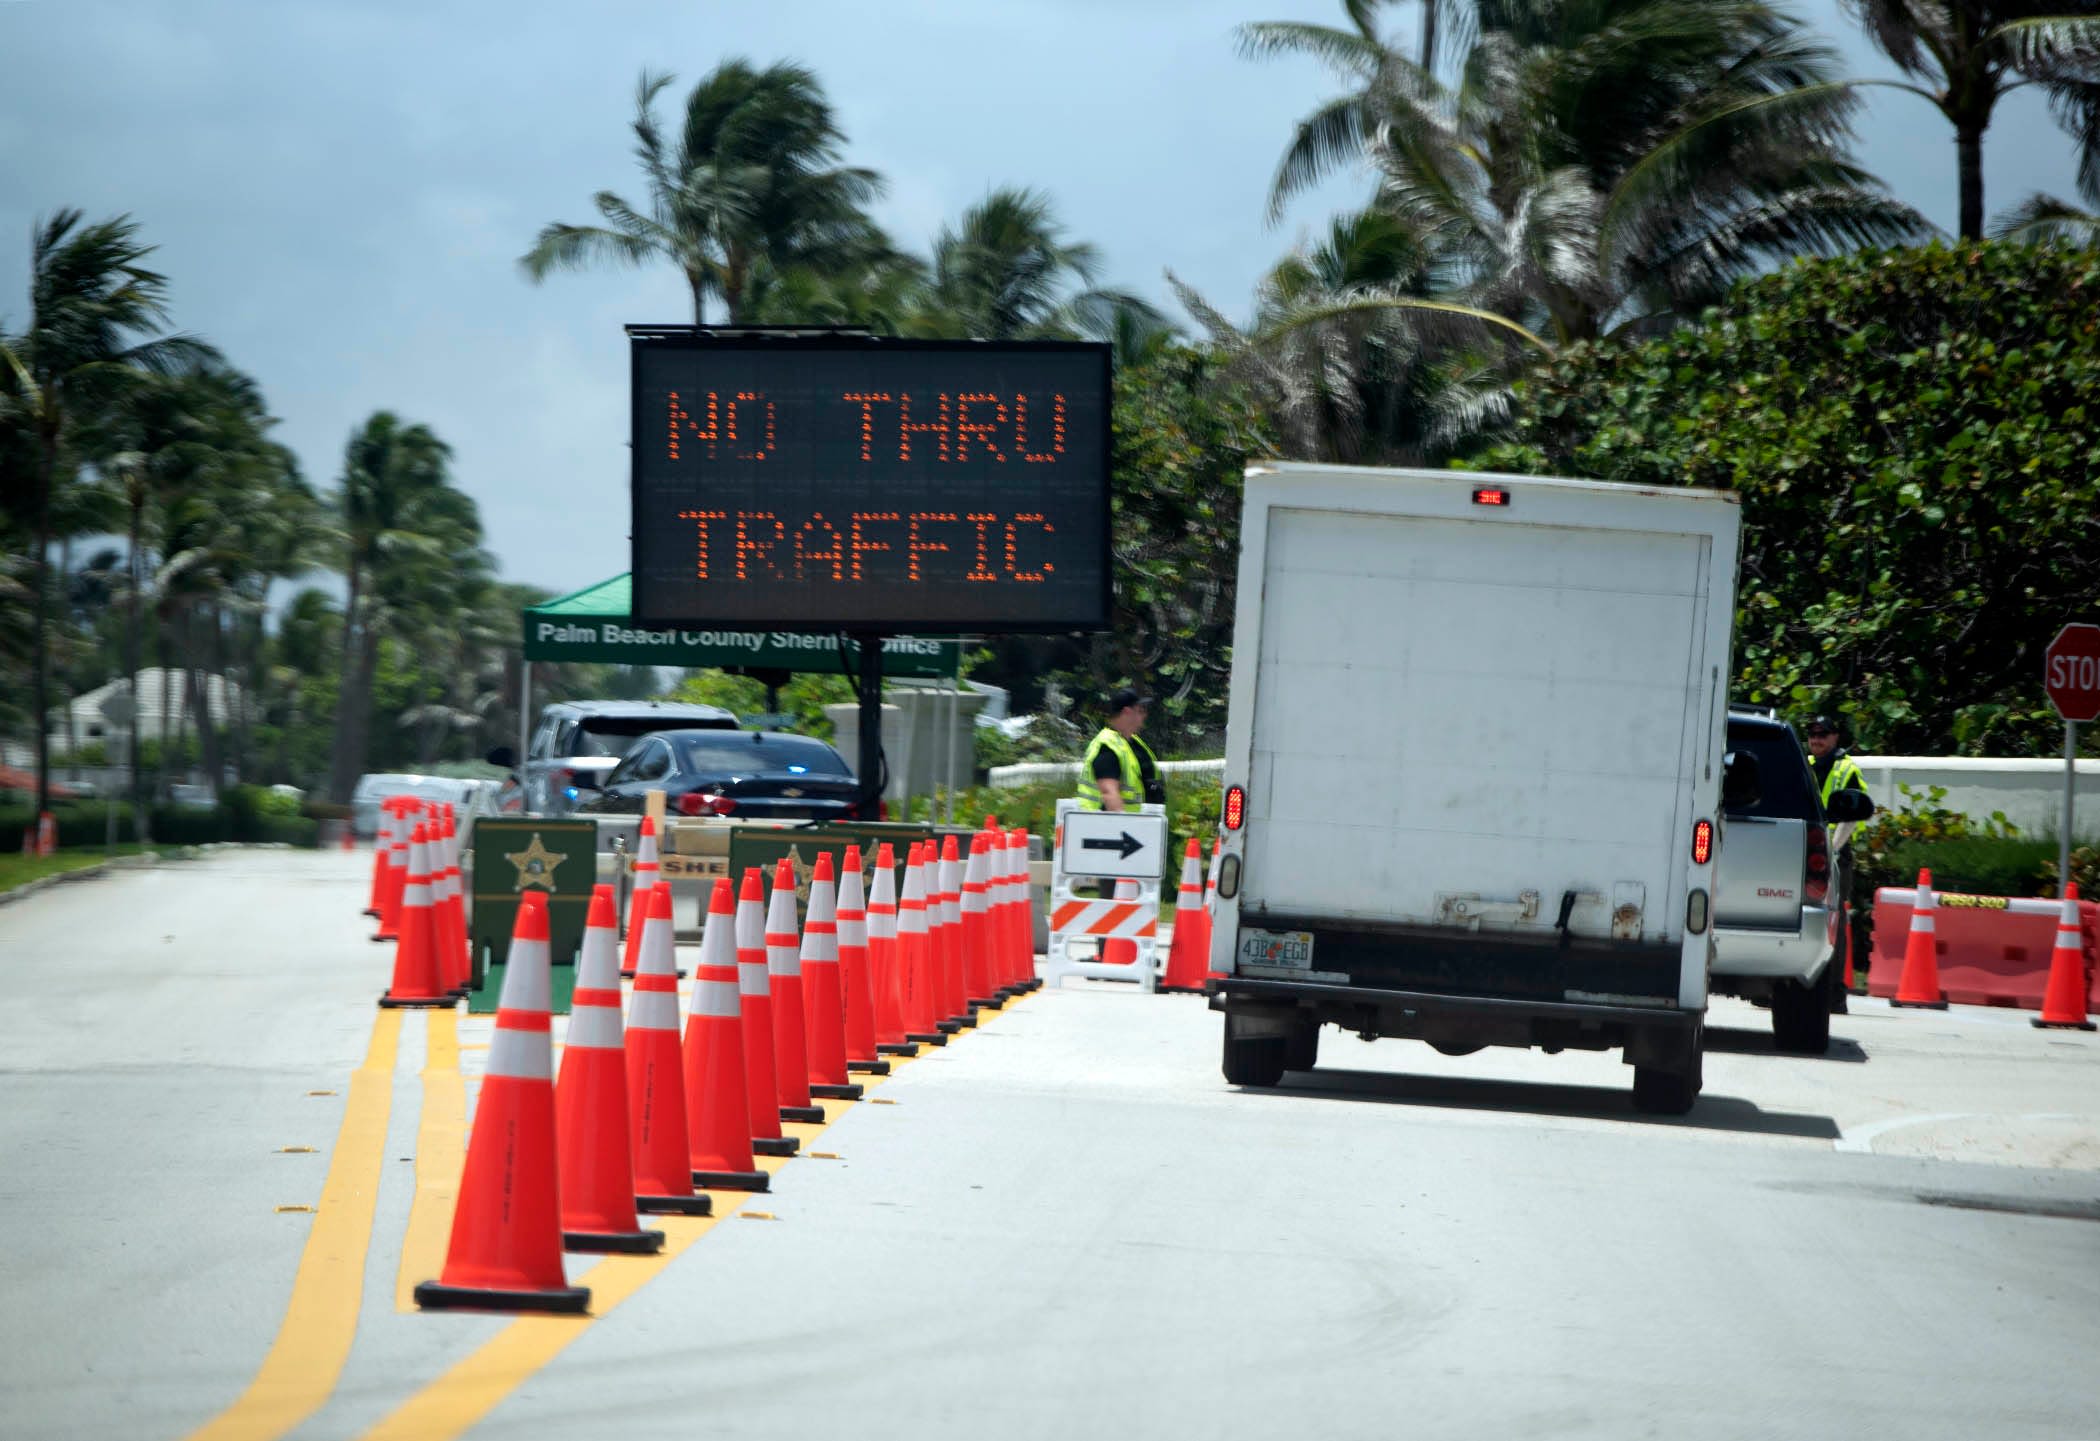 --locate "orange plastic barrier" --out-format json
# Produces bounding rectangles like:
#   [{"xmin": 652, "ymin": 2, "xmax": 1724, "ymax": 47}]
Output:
[{"xmin": 1867, "ymin": 887, "xmax": 2098, "ymax": 1010}]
